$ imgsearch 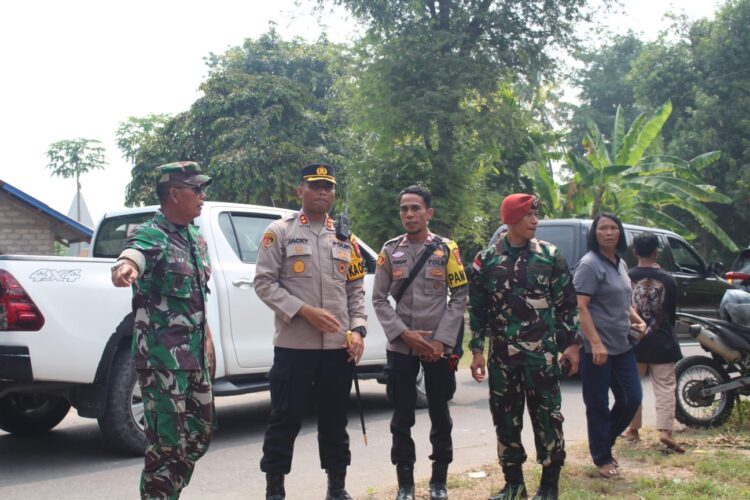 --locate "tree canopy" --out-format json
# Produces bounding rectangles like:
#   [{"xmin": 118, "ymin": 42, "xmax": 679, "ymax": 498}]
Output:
[
  {"xmin": 567, "ymin": 0, "xmax": 750, "ymax": 254},
  {"xmin": 119, "ymin": 27, "xmax": 356, "ymax": 210},
  {"xmin": 114, "ymin": 0, "xmax": 746, "ymax": 258}
]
